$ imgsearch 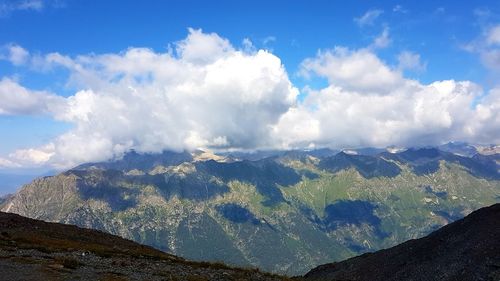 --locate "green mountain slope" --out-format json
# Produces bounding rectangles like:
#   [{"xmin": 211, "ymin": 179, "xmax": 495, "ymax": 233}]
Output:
[{"xmin": 2, "ymin": 148, "xmax": 499, "ymax": 275}]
